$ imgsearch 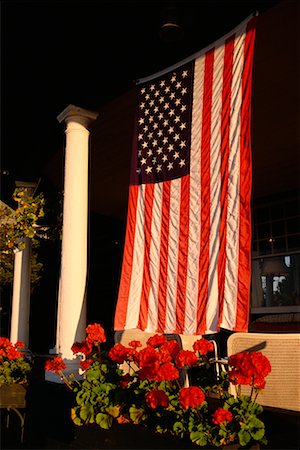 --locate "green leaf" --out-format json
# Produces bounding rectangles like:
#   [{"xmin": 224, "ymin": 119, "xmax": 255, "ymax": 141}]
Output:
[
  {"xmin": 190, "ymin": 430, "xmax": 208, "ymax": 446},
  {"xmin": 106, "ymin": 405, "xmax": 120, "ymax": 418},
  {"xmin": 79, "ymin": 404, "xmax": 94, "ymax": 423},
  {"xmin": 26, "ymin": 228, "xmax": 35, "ymax": 238},
  {"xmin": 249, "ymin": 402, "xmax": 263, "ymax": 415},
  {"xmin": 238, "ymin": 429, "xmax": 251, "ymax": 446},
  {"xmin": 249, "ymin": 417, "xmax": 265, "ymax": 441},
  {"xmin": 155, "ymin": 424, "xmax": 165, "ymax": 434},
  {"xmin": 95, "ymin": 413, "xmax": 113, "ymax": 430},
  {"xmin": 225, "ymin": 396, "xmax": 238, "ymax": 407},
  {"xmin": 18, "ymin": 241, "xmax": 26, "ymax": 250},
  {"xmin": 129, "ymin": 406, "xmax": 145, "ymax": 424},
  {"xmin": 71, "ymin": 408, "xmax": 83, "ymax": 426},
  {"xmin": 101, "ymin": 363, "xmax": 109, "ymax": 374},
  {"xmin": 99, "ymin": 382, "xmax": 115, "ymax": 394},
  {"xmin": 82, "ymin": 380, "xmax": 93, "ymax": 389},
  {"xmin": 76, "ymin": 389, "xmax": 90, "ymax": 405},
  {"xmin": 173, "ymin": 421, "xmax": 185, "ymax": 438},
  {"xmin": 86, "ymin": 367, "xmax": 102, "ymax": 381}
]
